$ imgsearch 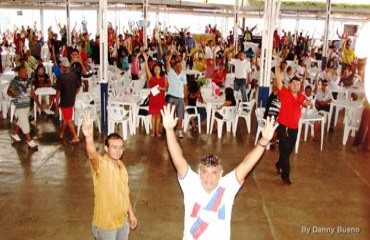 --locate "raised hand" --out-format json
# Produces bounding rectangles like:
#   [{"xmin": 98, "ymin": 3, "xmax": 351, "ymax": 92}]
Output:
[
  {"xmin": 160, "ymin": 104, "xmax": 178, "ymax": 130},
  {"xmin": 81, "ymin": 112, "xmax": 93, "ymax": 139},
  {"xmin": 261, "ymin": 116, "xmax": 279, "ymax": 142}
]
